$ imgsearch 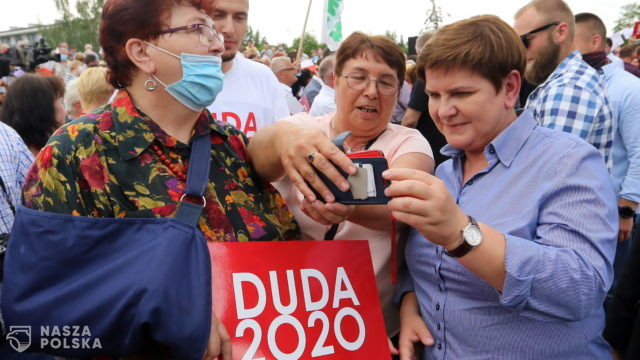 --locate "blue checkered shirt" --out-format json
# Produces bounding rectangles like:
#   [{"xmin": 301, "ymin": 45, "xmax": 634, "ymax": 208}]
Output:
[
  {"xmin": 0, "ymin": 122, "xmax": 34, "ymax": 233},
  {"xmin": 526, "ymin": 51, "xmax": 614, "ymax": 168}
]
